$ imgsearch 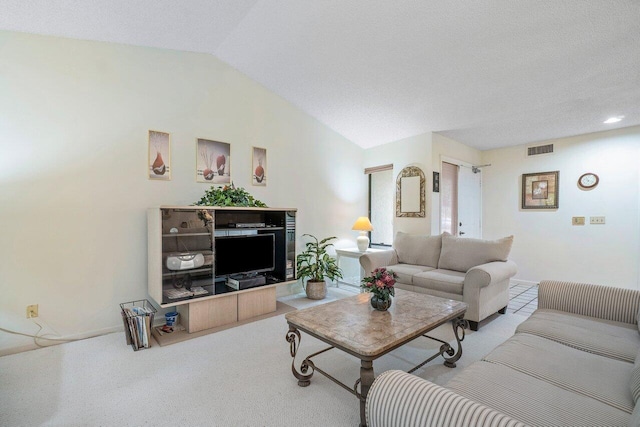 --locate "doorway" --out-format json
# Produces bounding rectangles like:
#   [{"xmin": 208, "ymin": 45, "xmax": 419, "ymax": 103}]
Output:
[{"xmin": 440, "ymin": 159, "xmax": 482, "ymax": 238}]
